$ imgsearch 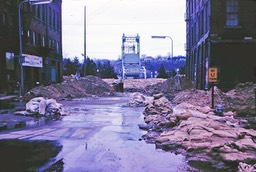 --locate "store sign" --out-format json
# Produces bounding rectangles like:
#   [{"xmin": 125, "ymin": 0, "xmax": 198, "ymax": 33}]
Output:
[
  {"xmin": 23, "ymin": 54, "xmax": 43, "ymax": 68},
  {"xmin": 208, "ymin": 67, "xmax": 218, "ymax": 83}
]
